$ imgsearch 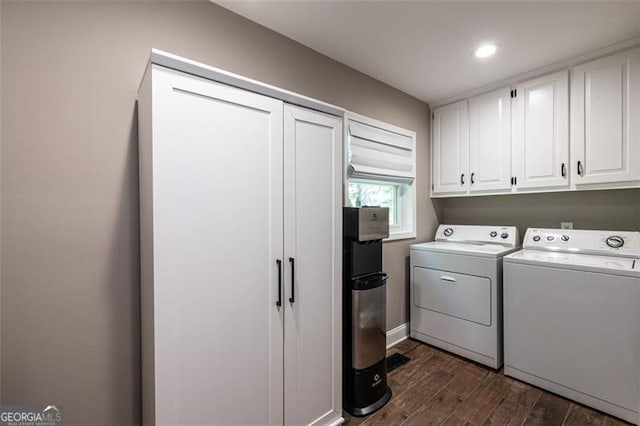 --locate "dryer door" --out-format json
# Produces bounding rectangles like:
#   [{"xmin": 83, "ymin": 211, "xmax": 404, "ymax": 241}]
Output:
[{"xmin": 413, "ymin": 267, "xmax": 491, "ymax": 326}]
